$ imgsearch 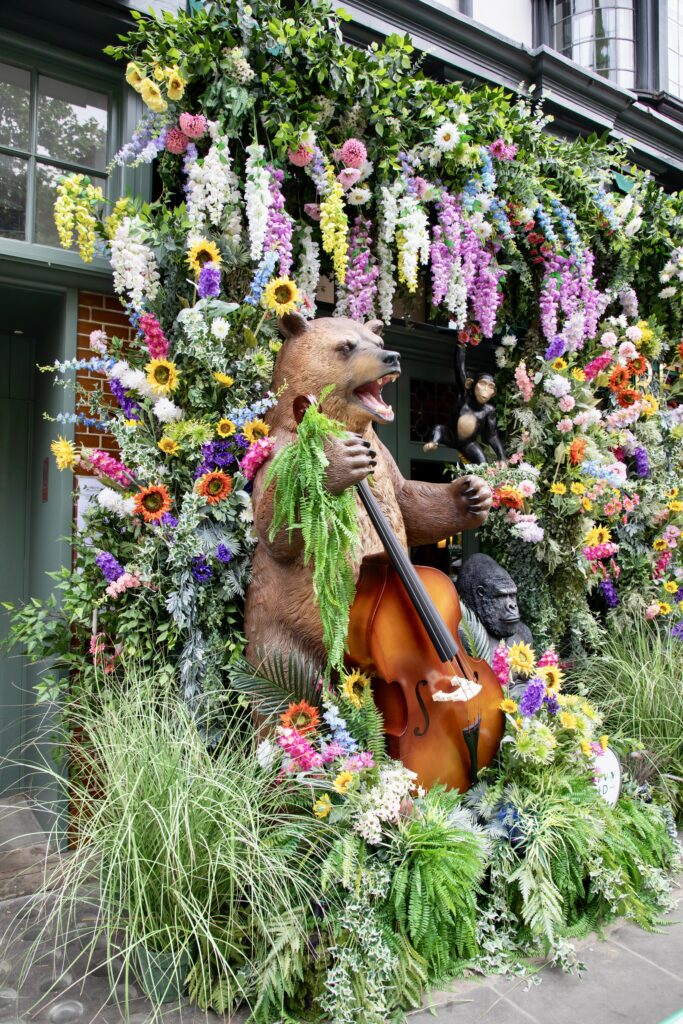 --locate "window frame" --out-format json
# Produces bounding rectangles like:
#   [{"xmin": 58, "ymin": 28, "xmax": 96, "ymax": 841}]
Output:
[{"xmin": 0, "ymin": 31, "xmax": 146, "ymax": 274}]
